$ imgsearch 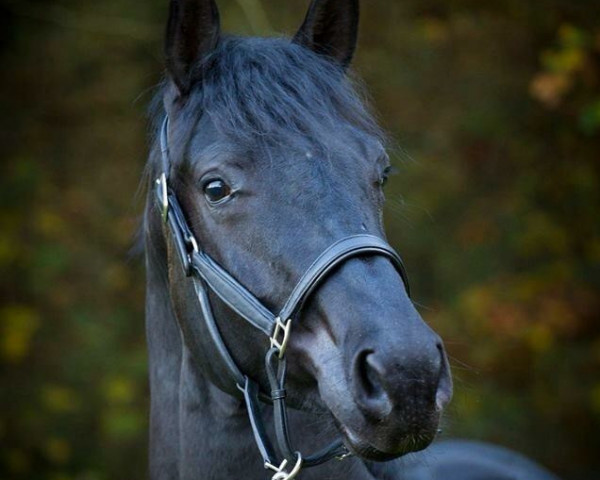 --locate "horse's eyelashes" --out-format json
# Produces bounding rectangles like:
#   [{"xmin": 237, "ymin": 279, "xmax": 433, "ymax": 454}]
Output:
[
  {"xmin": 378, "ymin": 166, "xmax": 393, "ymax": 187},
  {"xmin": 380, "ymin": 165, "xmax": 398, "ymax": 187}
]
